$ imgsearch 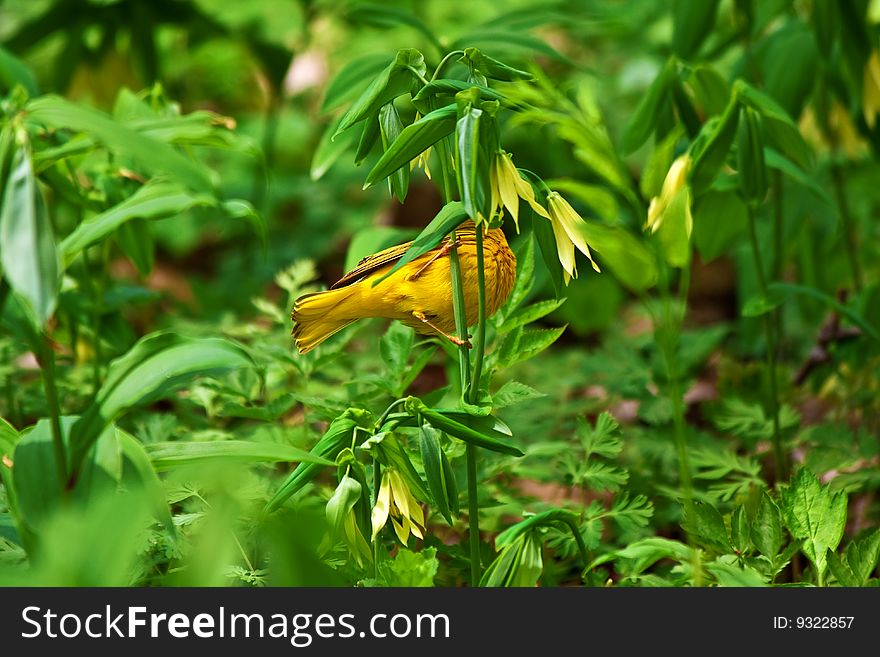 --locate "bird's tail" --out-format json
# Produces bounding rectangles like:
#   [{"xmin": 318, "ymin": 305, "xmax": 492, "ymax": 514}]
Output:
[{"xmin": 291, "ymin": 287, "xmax": 358, "ymax": 354}]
